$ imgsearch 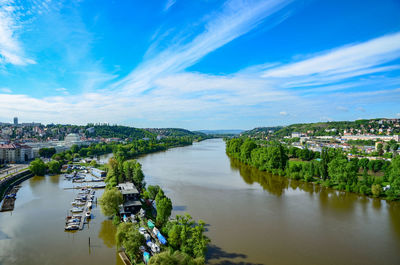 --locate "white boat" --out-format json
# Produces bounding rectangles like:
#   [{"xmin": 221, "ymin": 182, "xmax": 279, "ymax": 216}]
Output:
[
  {"xmin": 151, "ymin": 243, "xmax": 160, "ymax": 254},
  {"xmin": 71, "ymin": 201, "xmax": 85, "ymax": 206},
  {"xmin": 85, "ymin": 212, "xmax": 91, "ymax": 218},
  {"xmin": 87, "ymin": 202, "xmax": 92, "ymax": 208},
  {"xmin": 70, "ymin": 207, "xmax": 84, "ymax": 213},
  {"xmin": 66, "ymin": 218, "xmax": 80, "ymax": 223},
  {"xmin": 65, "ymin": 224, "xmax": 79, "ymax": 231}
]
